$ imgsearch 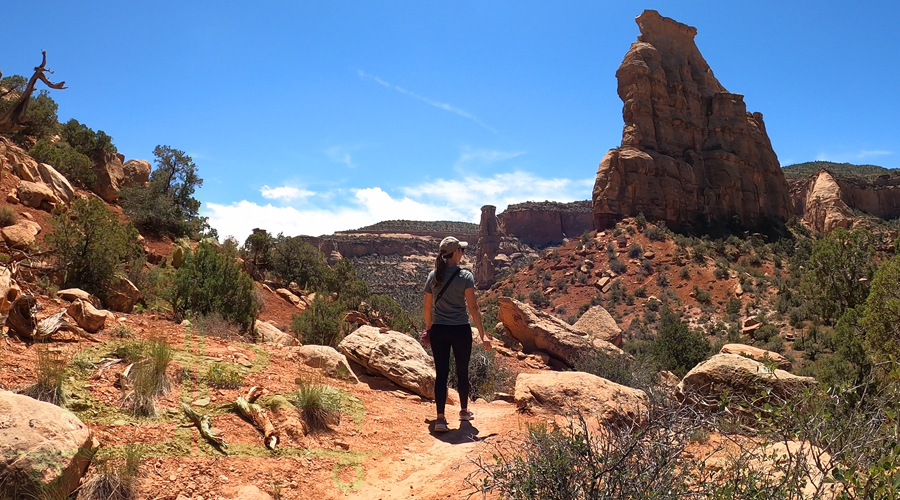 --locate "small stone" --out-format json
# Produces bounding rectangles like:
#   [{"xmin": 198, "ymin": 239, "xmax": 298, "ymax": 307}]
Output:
[
  {"xmin": 169, "ymin": 474, "xmax": 177, "ymax": 482},
  {"xmin": 113, "ymin": 419, "xmax": 128, "ymax": 426},
  {"xmin": 193, "ymin": 397, "xmax": 210, "ymax": 407}
]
